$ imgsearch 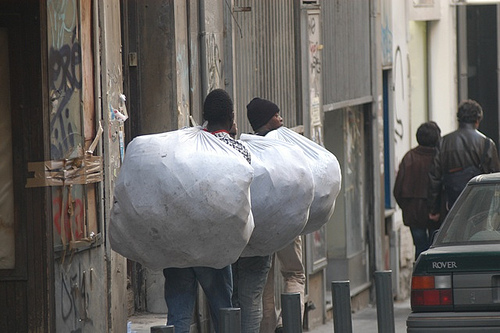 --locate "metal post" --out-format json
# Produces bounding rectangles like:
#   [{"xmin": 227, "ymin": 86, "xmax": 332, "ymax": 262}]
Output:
[
  {"xmin": 375, "ymin": 270, "xmax": 395, "ymax": 333},
  {"xmin": 150, "ymin": 325, "xmax": 174, "ymax": 333},
  {"xmin": 220, "ymin": 308, "xmax": 241, "ymax": 333},
  {"xmin": 331, "ymin": 281, "xmax": 353, "ymax": 333},
  {"xmin": 281, "ymin": 292, "xmax": 302, "ymax": 333}
]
